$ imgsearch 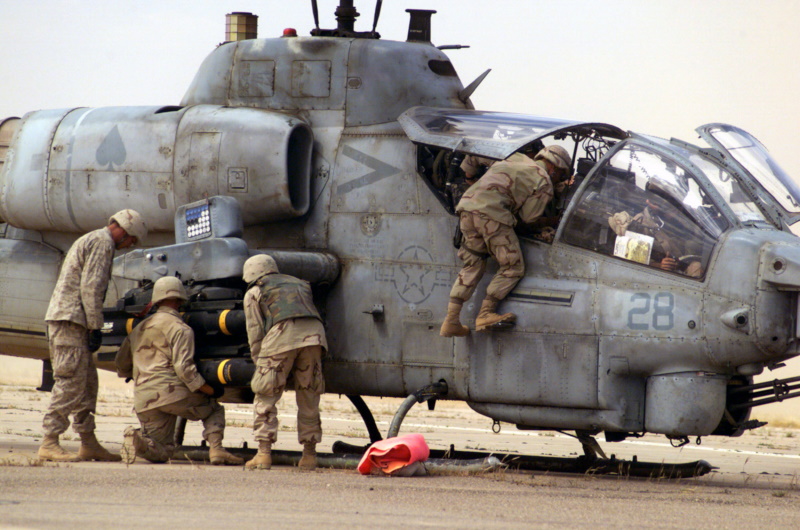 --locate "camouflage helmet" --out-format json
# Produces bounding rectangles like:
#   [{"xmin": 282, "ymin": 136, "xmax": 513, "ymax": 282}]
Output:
[
  {"xmin": 535, "ymin": 145, "xmax": 572, "ymax": 172},
  {"xmin": 151, "ymin": 276, "xmax": 188, "ymax": 304},
  {"xmin": 109, "ymin": 209, "xmax": 148, "ymax": 242},
  {"xmin": 243, "ymin": 254, "xmax": 279, "ymax": 283}
]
